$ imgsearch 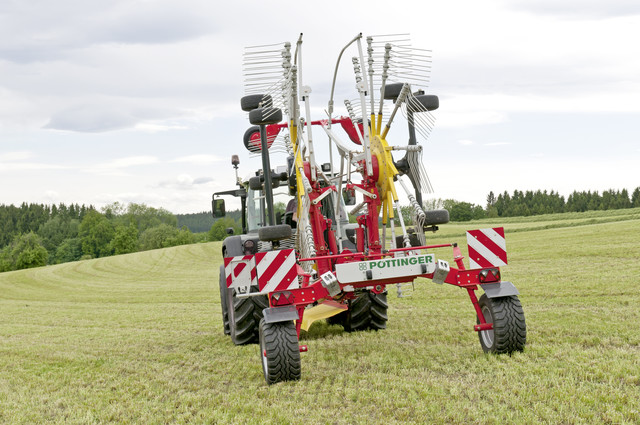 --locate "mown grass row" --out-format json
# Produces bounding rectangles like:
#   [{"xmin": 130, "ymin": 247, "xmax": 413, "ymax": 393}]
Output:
[{"xmin": 1, "ymin": 209, "xmax": 639, "ymax": 424}]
